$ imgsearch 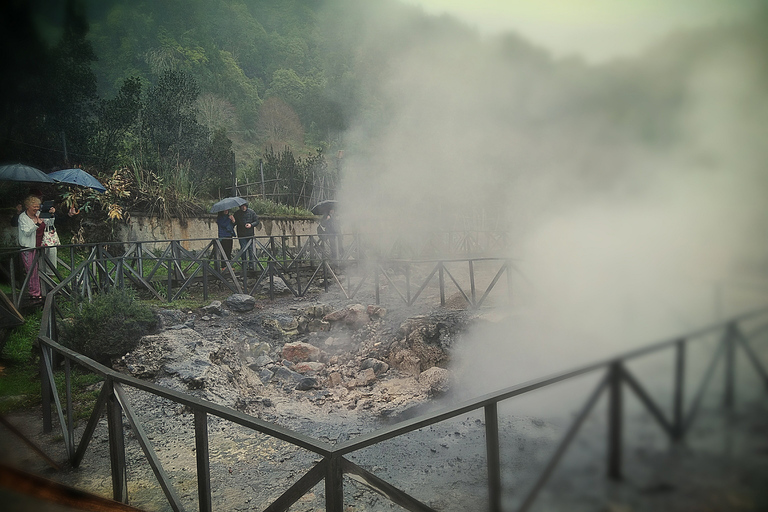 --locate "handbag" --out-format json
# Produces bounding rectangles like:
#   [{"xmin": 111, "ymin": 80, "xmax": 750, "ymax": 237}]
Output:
[{"xmin": 42, "ymin": 225, "xmax": 60, "ymax": 247}]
